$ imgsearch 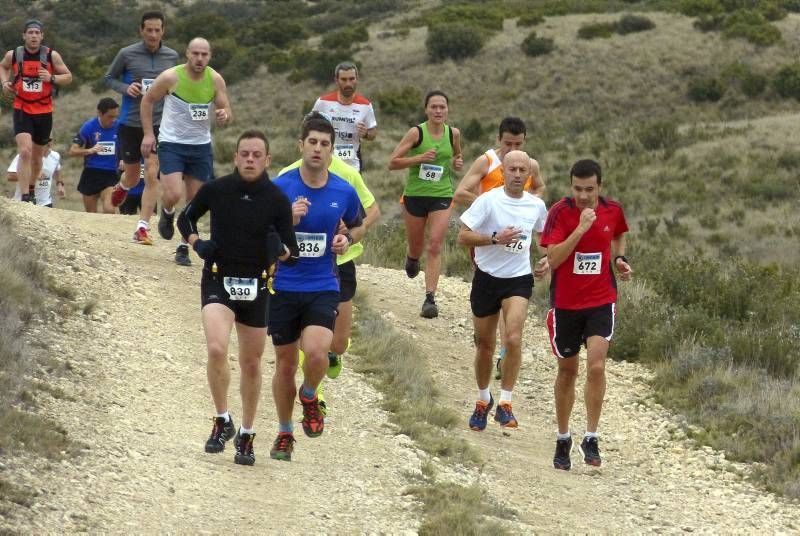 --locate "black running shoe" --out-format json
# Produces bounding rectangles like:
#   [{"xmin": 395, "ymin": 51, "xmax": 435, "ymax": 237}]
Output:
[
  {"xmin": 158, "ymin": 207, "xmax": 175, "ymax": 240},
  {"xmin": 553, "ymin": 437, "xmax": 572, "ymax": 470},
  {"xmin": 204, "ymin": 416, "xmax": 236, "ymax": 453},
  {"xmin": 404, "ymin": 256, "xmax": 420, "ymax": 279},
  {"xmin": 234, "ymin": 431, "xmax": 256, "ymax": 465},
  {"xmin": 21, "ymin": 193, "xmax": 36, "ymax": 204},
  {"xmin": 579, "ymin": 436, "xmax": 602, "ymax": 466},
  {"xmin": 420, "ymin": 293, "xmax": 438, "ymax": 319},
  {"xmin": 175, "ymin": 244, "xmax": 192, "ymax": 266}
]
